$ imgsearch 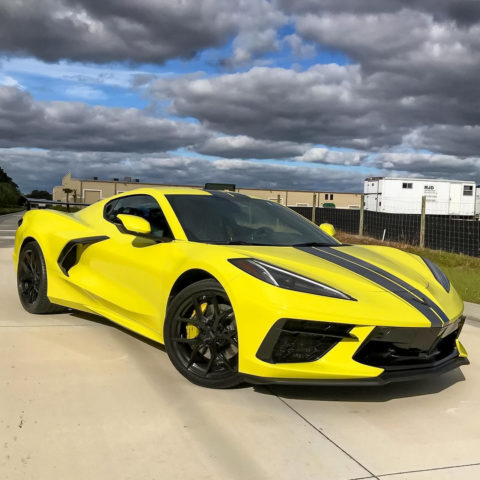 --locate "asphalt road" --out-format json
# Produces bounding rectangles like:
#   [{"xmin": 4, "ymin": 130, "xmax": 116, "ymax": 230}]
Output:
[
  {"xmin": 0, "ymin": 211, "xmax": 23, "ymax": 248},
  {"xmin": 1, "ymin": 214, "xmax": 480, "ymax": 479}
]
